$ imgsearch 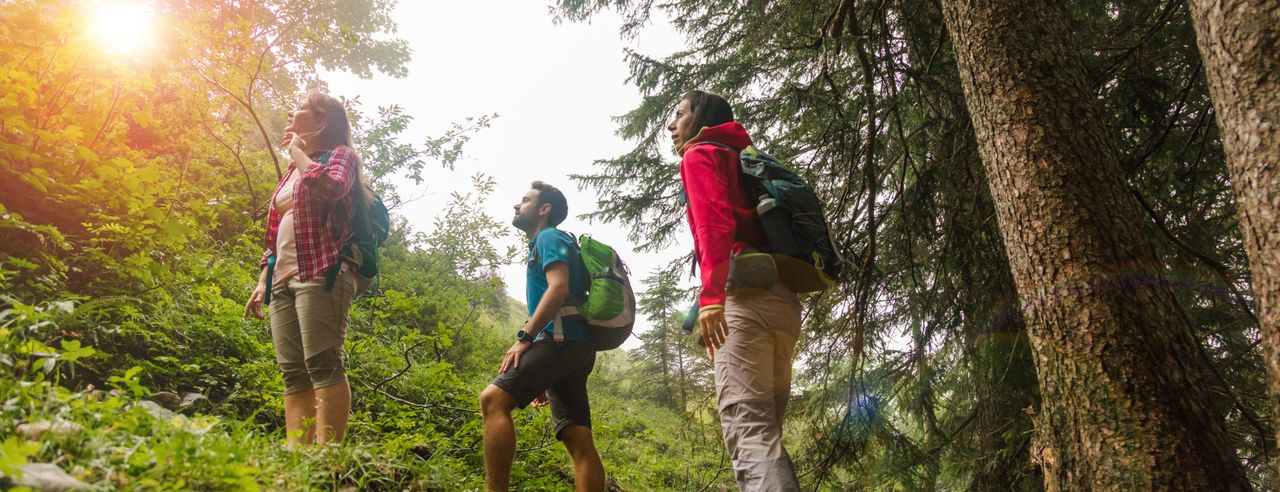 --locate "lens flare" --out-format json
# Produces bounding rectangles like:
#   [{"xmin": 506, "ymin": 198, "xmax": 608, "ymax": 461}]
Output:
[{"xmin": 88, "ymin": 2, "xmax": 155, "ymax": 56}]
